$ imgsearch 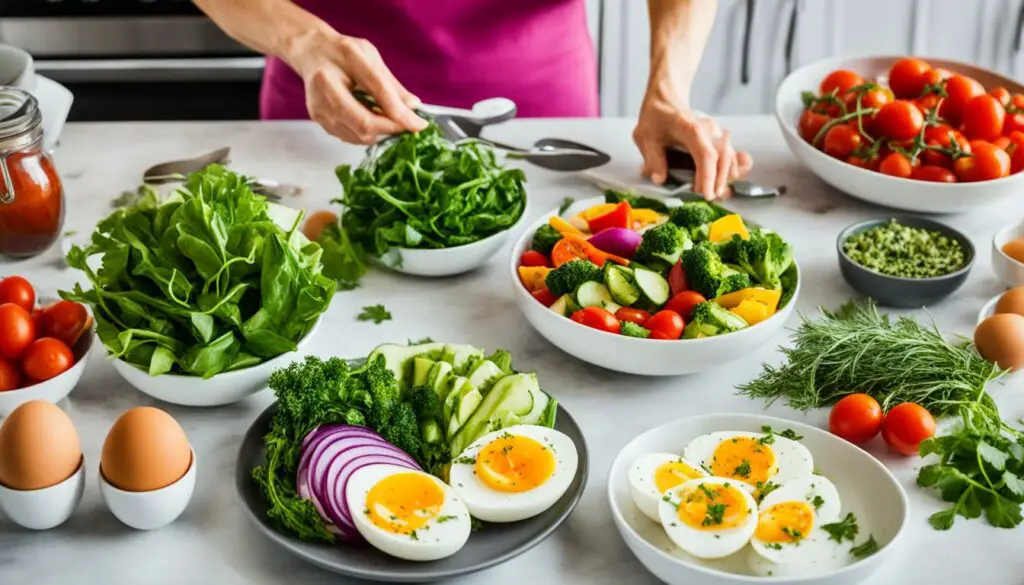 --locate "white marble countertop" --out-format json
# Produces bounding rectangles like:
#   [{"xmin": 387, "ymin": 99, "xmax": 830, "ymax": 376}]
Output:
[{"xmin": 2, "ymin": 117, "xmax": 1023, "ymax": 585}]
